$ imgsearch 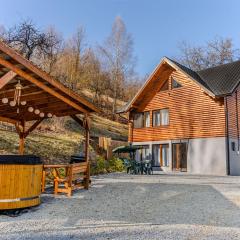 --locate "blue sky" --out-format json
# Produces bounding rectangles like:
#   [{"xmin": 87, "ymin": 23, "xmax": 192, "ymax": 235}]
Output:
[{"xmin": 0, "ymin": 0, "xmax": 240, "ymax": 77}]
